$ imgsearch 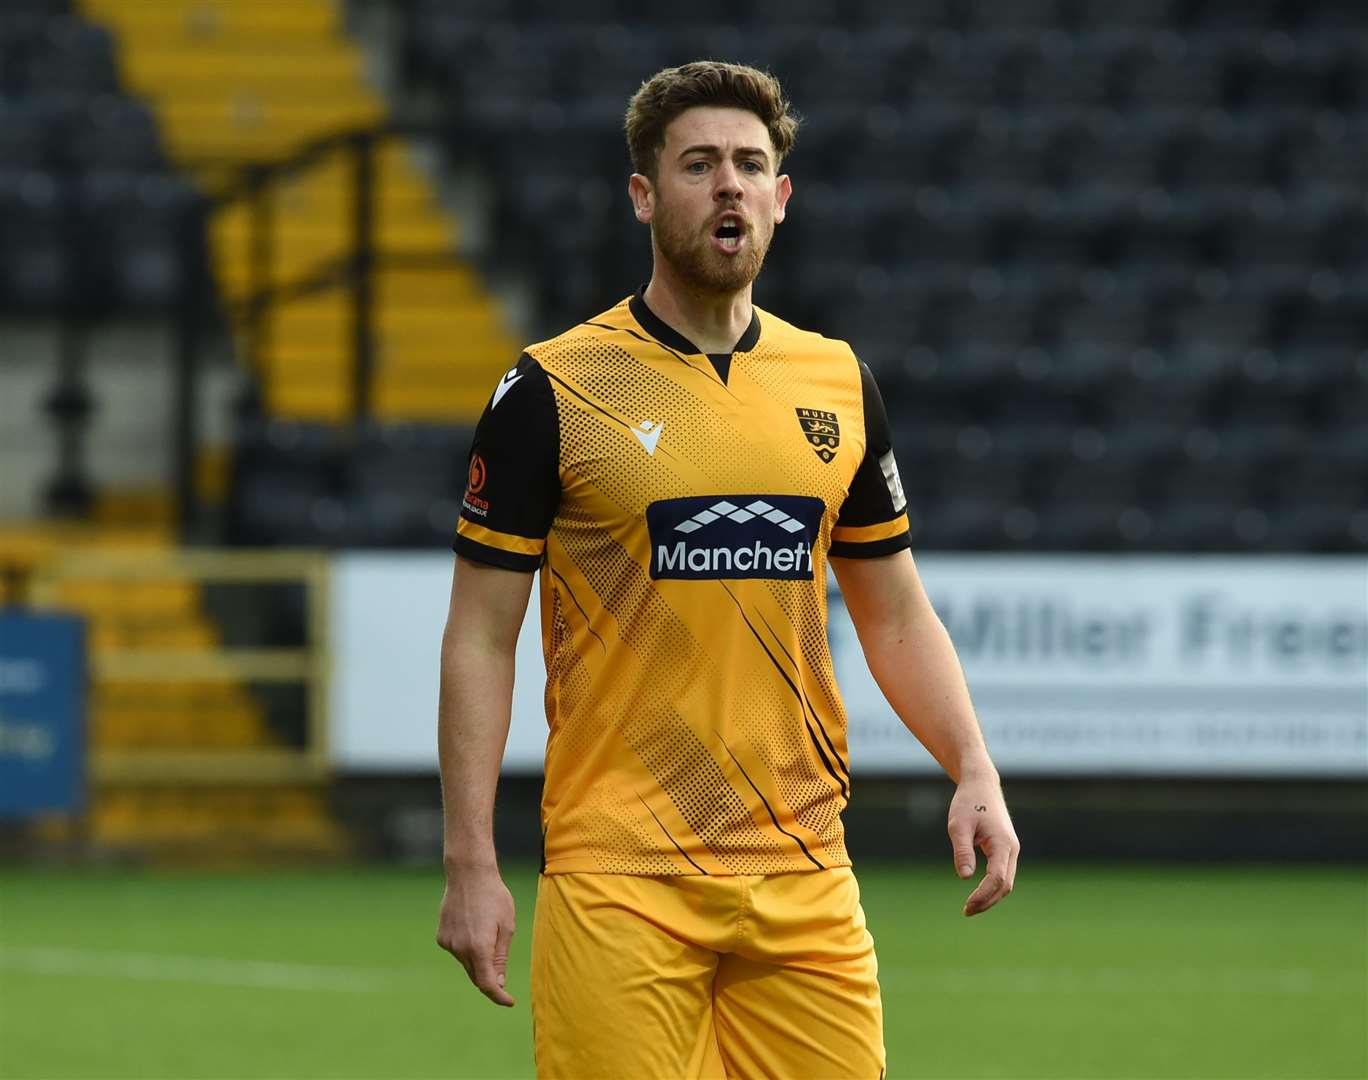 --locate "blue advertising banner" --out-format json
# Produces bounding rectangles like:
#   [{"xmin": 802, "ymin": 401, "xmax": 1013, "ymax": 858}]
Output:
[{"xmin": 0, "ymin": 612, "xmax": 86, "ymax": 817}]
